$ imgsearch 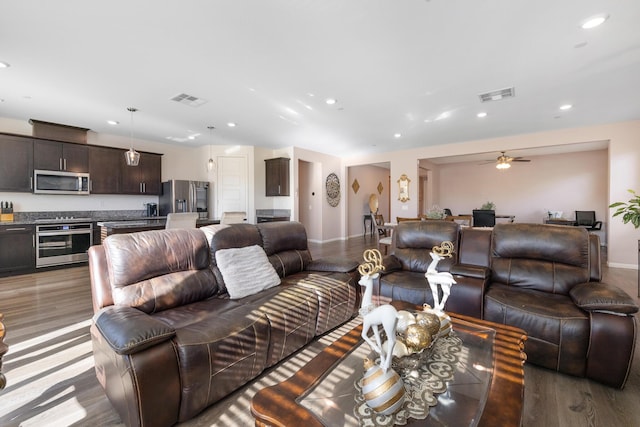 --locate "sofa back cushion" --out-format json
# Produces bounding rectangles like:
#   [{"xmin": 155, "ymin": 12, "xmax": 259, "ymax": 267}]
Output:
[
  {"xmin": 491, "ymin": 223, "xmax": 590, "ymax": 295},
  {"xmin": 103, "ymin": 229, "xmax": 216, "ymax": 313},
  {"xmin": 258, "ymin": 221, "xmax": 312, "ymax": 277},
  {"xmin": 393, "ymin": 221, "xmax": 460, "ymax": 272}
]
